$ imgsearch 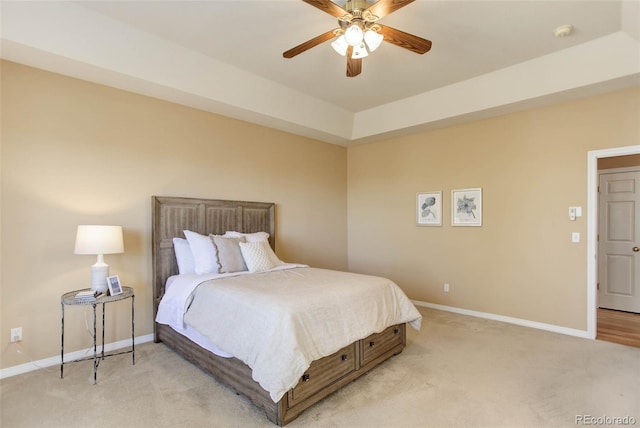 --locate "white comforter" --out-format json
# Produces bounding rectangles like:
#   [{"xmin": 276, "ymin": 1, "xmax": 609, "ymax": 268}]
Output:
[{"xmin": 157, "ymin": 265, "xmax": 421, "ymax": 403}]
